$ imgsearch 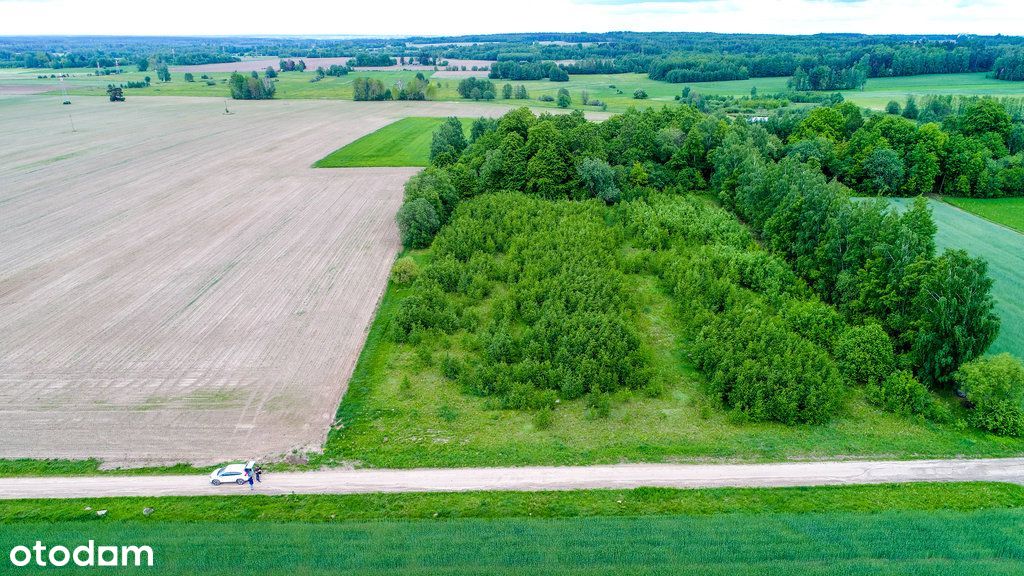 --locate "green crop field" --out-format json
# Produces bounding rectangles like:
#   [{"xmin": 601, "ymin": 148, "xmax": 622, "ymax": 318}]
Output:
[
  {"xmin": 2, "ymin": 484, "xmax": 1023, "ymax": 575},
  {"xmin": 889, "ymin": 198, "xmax": 1024, "ymax": 358},
  {"xmin": 314, "ymin": 117, "xmax": 472, "ymax": 167},
  {"xmin": 943, "ymin": 197, "xmax": 1024, "ymax": 234}
]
